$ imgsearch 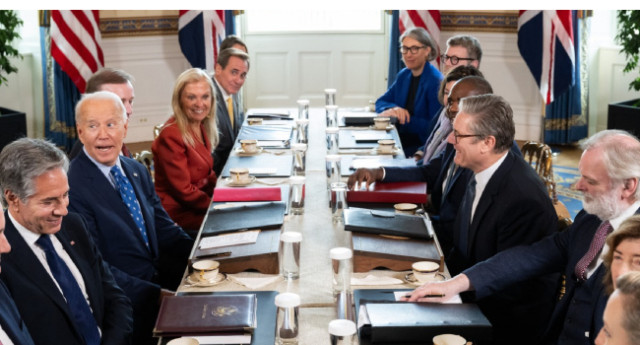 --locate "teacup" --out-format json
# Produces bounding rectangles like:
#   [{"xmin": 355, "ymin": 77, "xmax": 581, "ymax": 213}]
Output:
[
  {"xmin": 167, "ymin": 337, "xmax": 199, "ymax": 345},
  {"xmin": 412, "ymin": 261, "xmax": 440, "ymax": 283},
  {"xmin": 377, "ymin": 139, "xmax": 396, "ymax": 154},
  {"xmin": 394, "ymin": 203, "xmax": 418, "ymax": 215},
  {"xmin": 374, "ymin": 117, "xmax": 391, "ymax": 129},
  {"xmin": 240, "ymin": 139, "xmax": 259, "ymax": 153},
  {"xmin": 432, "ymin": 334, "xmax": 466, "ymax": 345},
  {"xmin": 191, "ymin": 259, "xmax": 220, "ymax": 281},
  {"xmin": 247, "ymin": 118, "xmax": 263, "ymax": 125},
  {"xmin": 229, "ymin": 167, "xmax": 251, "ymax": 184}
]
